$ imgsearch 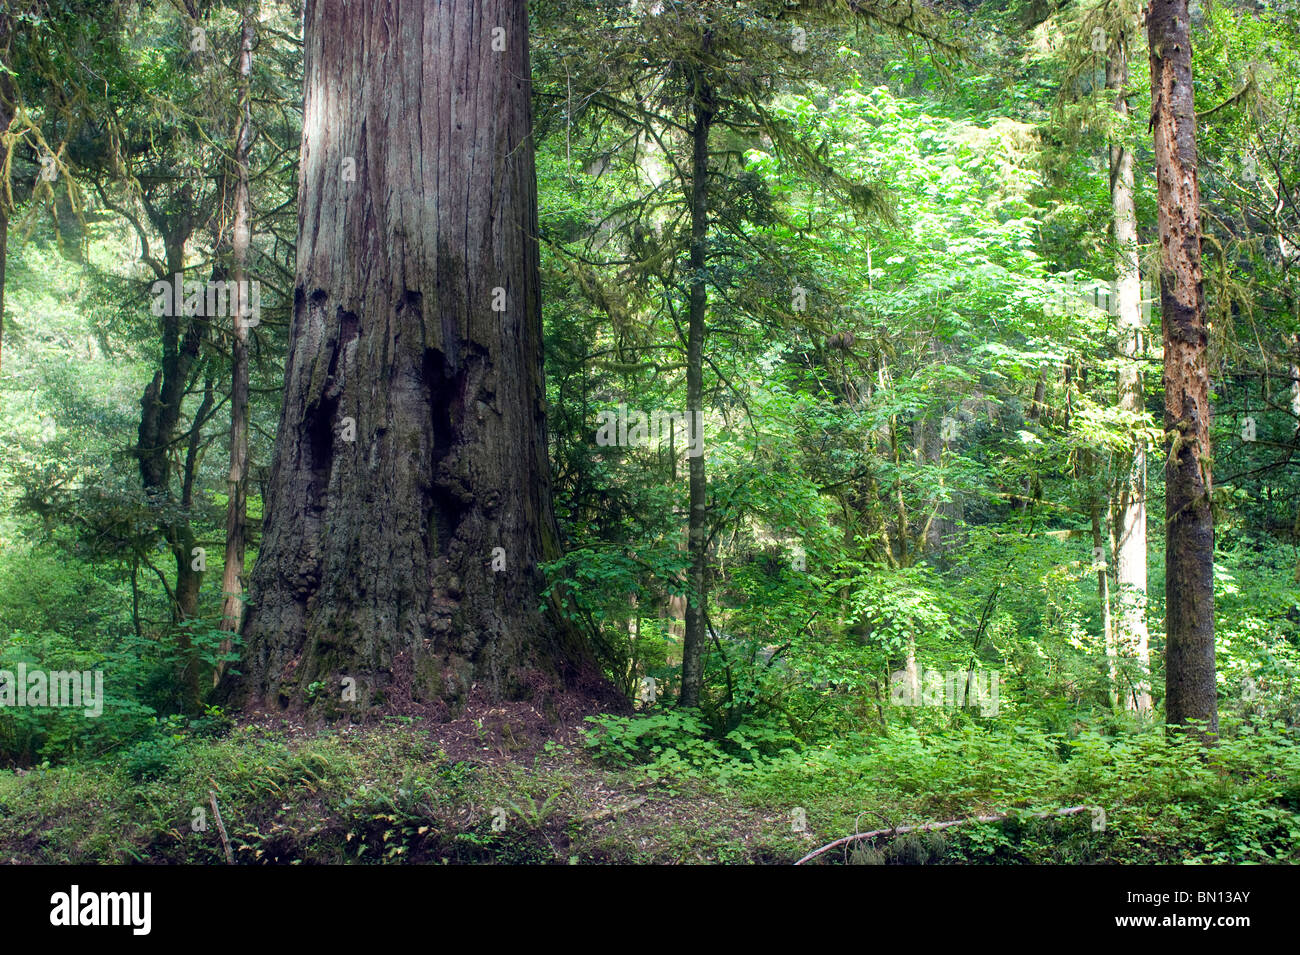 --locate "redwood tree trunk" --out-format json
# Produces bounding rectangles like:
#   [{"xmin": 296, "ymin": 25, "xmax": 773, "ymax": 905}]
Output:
[
  {"xmin": 1149, "ymin": 0, "xmax": 1217, "ymax": 735},
  {"xmin": 234, "ymin": 0, "xmax": 595, "ymax": 711}
]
